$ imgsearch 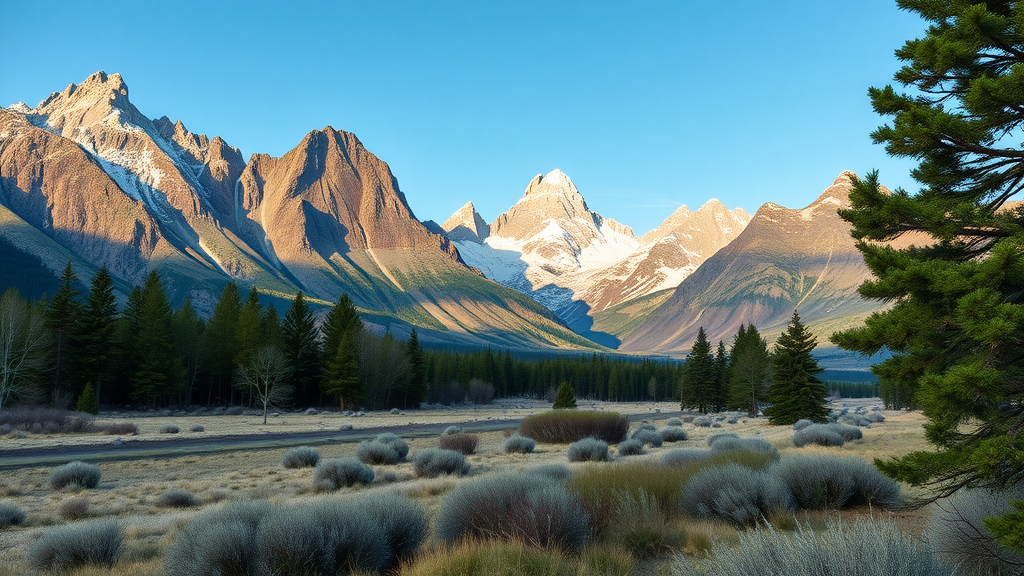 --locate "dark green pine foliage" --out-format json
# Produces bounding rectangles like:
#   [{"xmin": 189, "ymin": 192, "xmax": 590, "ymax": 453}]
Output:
[
  {"xmin": 111, "ymin": 285, "xmax": 145, "ymax": 403},
  {"xmin": 45, "ymin": 262, "xmax": 82, "ymax": 402},
  {"xmin": 131, "ymin": 272, "xmax": 184, "ymax": 406},
  {"xmin": 77, "ymin": 267, "xmax": 117, "ymax": 407},
  {"xmin": 203, "ymin": 282, "xmax": 242, "ymax": 404},
  {"xmin": 261, "ymin": 305, "xmax": 282, "ymax": 349},
  {"xmin": 404, "ymin": 328, "xmax": 427, "ymax": 409},
  {"xmin": 320, "ymin": 295, "xmax": 363, "ymax": 410},
  {"xmin": 235, "ymin": 287, "xmax": 262, "ymax": 370},
  {"xmin": 728, "ymin": 324, "xmax": 771, "ymax": 417},
  {"xmin": 76, "ymin": 383, "xmax": 99, "ymax": 415},
  {"xmin": 766, "ymin": 311, "xmax": 828, "ymax": 425},
  {"xmin": 713, "ymin": 341, "xmax": 729, "ymax": 412},
  {"xmin": 171, "ymin": 299, "xmax": 205, "ymax": 406},
  {"xmin": 829, "ymin": 2, "xmax": 1024, "ymax": 510},
  {"xmin": 552, "ymin": 381, "xmax": 577, "ymax": 409},
  {"xmin": 282, "ymin": 292, "xmax": 321, "ymax": 405},
  {"xmin": 681, "ymin": 327, "xmax": 717, "ymax": 413}
]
